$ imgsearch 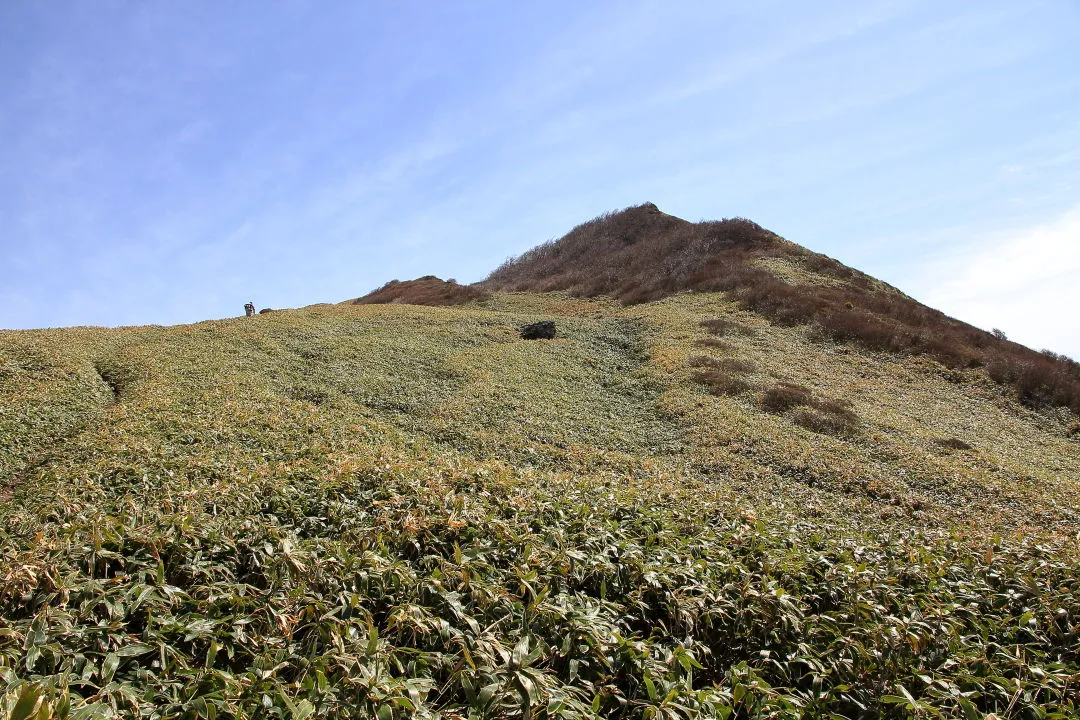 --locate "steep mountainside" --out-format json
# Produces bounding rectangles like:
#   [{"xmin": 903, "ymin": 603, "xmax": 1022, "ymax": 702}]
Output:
[
  {"xmin": 484, "ymin": 203, "xmax": 1080, "ymax": 414},
  {"xmin": 1, "ymin": 207, "xmax": 1079, "ymax": 718}
]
